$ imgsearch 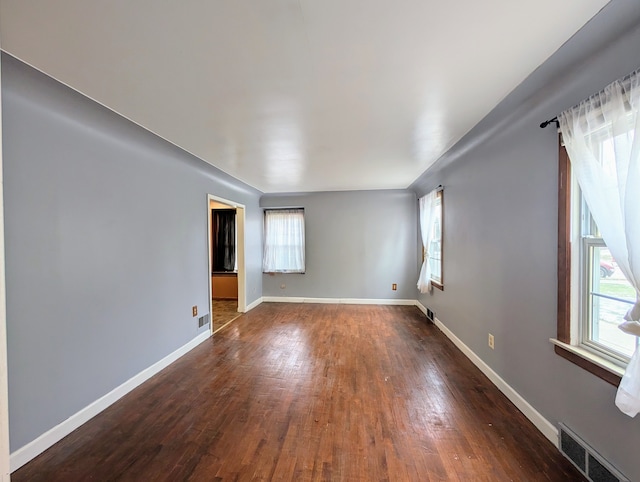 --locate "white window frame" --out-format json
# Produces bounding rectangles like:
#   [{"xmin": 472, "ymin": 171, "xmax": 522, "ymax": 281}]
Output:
[{"xmin": 572, "ymin": 183, "xmax": 639, "ymax": 367}]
